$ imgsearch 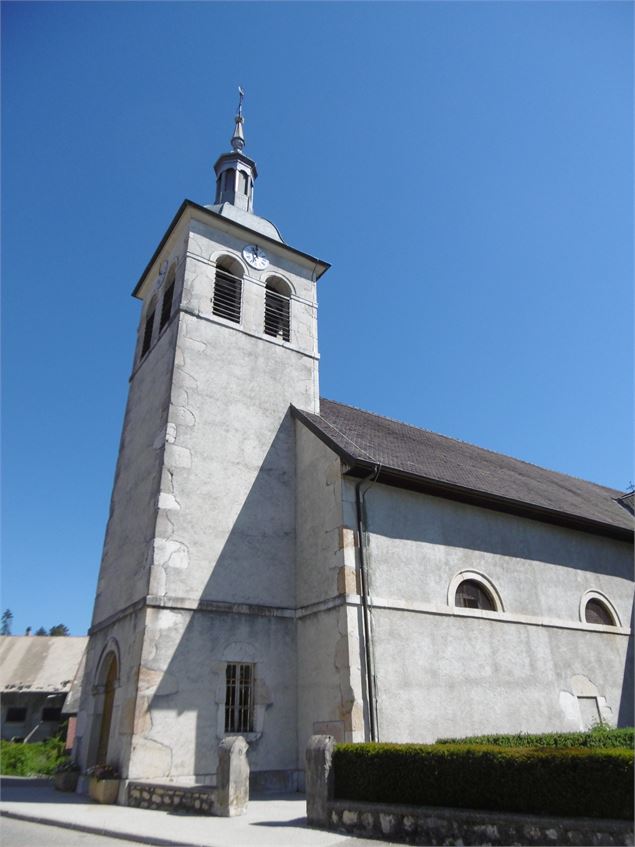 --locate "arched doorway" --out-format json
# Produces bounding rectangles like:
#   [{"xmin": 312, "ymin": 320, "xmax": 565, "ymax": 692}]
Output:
[{"xmin": 96, "ymin": 652, "xmax": 118, "ymax": 764}]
